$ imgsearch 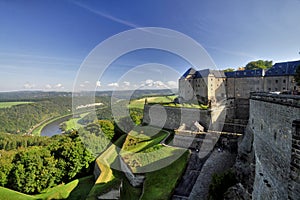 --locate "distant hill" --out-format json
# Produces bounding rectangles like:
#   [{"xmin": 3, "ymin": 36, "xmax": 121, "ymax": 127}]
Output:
[{"xmin": 0, "ymin": 89, "xmax": 177, "ymax": 101}]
